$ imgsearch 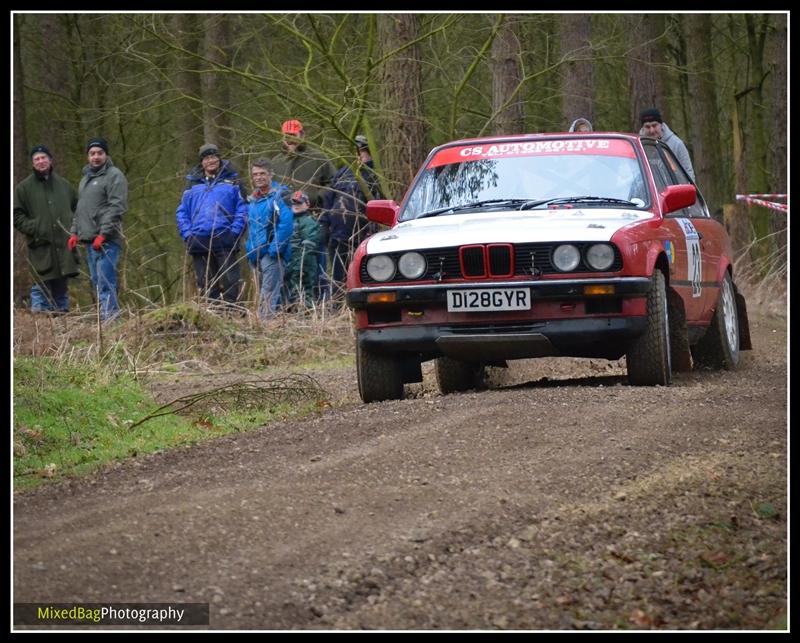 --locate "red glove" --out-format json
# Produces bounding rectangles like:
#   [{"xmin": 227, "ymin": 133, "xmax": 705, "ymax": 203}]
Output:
[
  {"xmin": 92, "ymin": 235, "xmax": 106, "ymax": 251},
  {"xmin": 67, "ymin": 234, "xmax": 79, "ymax": 251}
]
